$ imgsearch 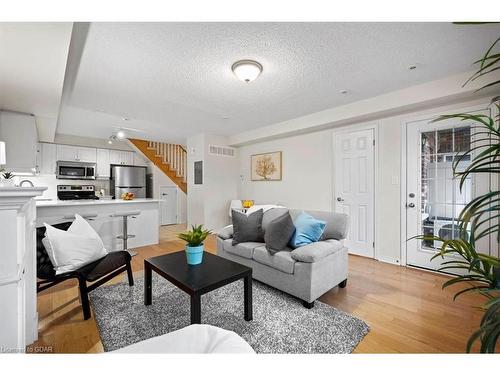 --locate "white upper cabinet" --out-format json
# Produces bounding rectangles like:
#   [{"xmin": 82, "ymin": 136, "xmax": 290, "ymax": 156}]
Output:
[
  {"xmin": 56, "ymin": 145, "xmax": 96, "ymax": 163},
  {"xmin": 75, "ymin": 146, "xmax": 97, "ymax": 163},
  {"xmin": 110, "ymin": 150, "xmax": 134, "ymax": 165},
  {"xmin": 122, "ymin": 151, "xmax": 134, "ymax": 165},
  {"xmin": 96, "ymin": 148, "xmax": 110, "ymax": 179},
  {"xmin": 0, "ymin": 111, "xmax": 38, "ymax": 173},
  {"xmin": 109, "ymin": 150, "xmax": 122, "ymax": 165},
  {"xmin": 38, "ymin": 142, "xmax": 141, "ymax": 178},
  {"xmin": 134, "ymin": 153, "xmax": 149, "ymax": 167},
  {"xmin": 56, "ymin": 145, "xmax": 78, "ymax": 161},
  {"xmin": 39, "ymin": 143, "xmax": 57, "ymax": 175}
]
